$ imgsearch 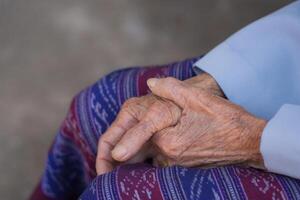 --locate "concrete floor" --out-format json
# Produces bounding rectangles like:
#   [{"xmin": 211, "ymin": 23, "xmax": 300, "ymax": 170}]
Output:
[{"xmin": 0, "ymin": 0, "xmax": 291, "ymax": 199}]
